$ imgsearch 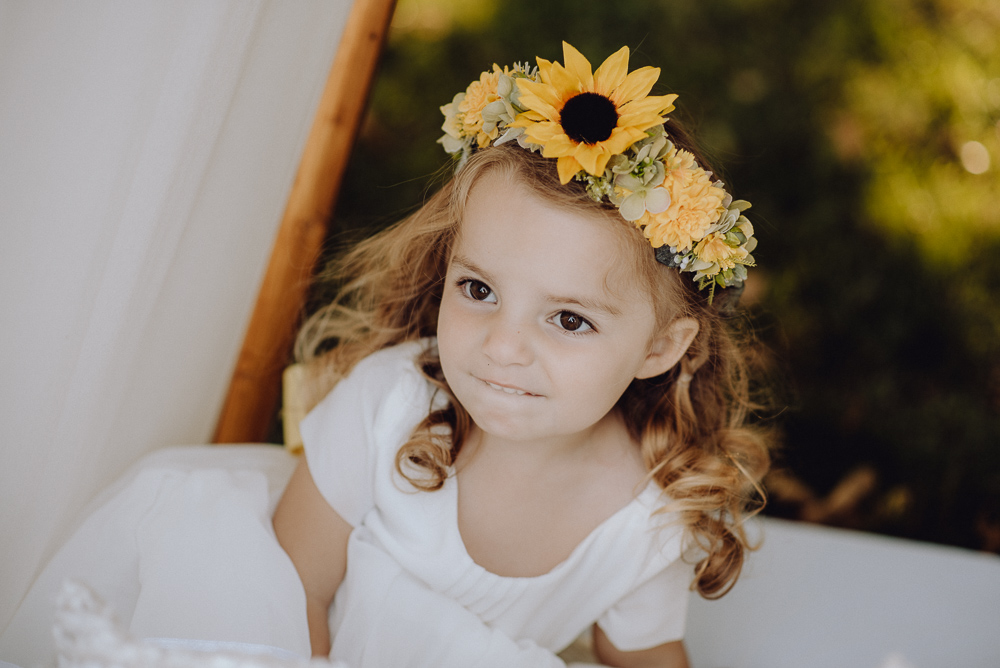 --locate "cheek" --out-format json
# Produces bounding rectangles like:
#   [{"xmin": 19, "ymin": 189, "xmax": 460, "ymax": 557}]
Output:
[
  {"xmin": 436, "ymin": 295, "xmax": 473, "ymax": 367},
  {"xmin": 573, "ymin": 346, "xmax": 647, "ymax": 401},
  {"xmin": 438, "ymin": 295, "xmax": 464, "ymax": 337},
  {"xmin": 554, "ymin": 347, "xmax": 634, "ymax": 403}
]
